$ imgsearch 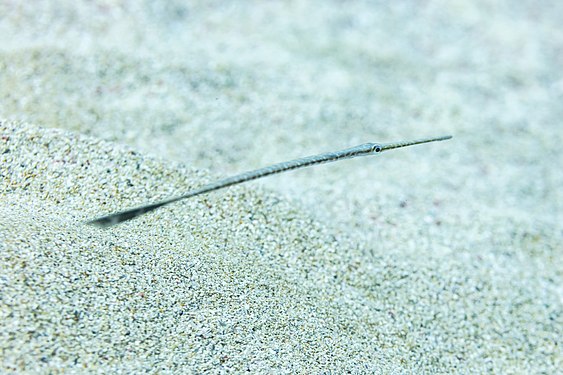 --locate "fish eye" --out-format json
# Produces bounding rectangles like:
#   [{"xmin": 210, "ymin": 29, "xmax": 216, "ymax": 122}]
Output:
[{"xmin": 373, "ymin": 145, "xmax": 382, "ymax": 153}]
